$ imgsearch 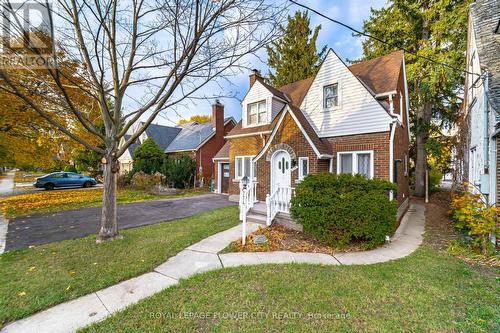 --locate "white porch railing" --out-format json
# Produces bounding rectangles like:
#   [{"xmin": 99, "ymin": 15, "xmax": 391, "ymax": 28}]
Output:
[
  {"xmin": 239, "ymin": 180, "xmax": 257, "ymax": 245},
  {"xmin": 266, "ymin": 186, "xmax": 295, "ymax": 226}
]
